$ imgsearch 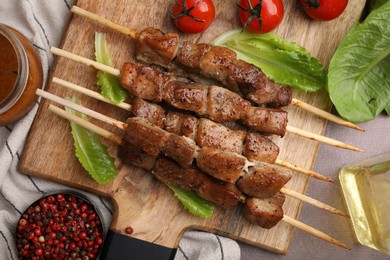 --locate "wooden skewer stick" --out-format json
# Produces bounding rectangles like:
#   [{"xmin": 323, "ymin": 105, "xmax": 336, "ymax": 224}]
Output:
[
  {"xmin": 282, "ymin": 215, "xmax": 350, "ymax": 250},
  {"xmin": 280, "ymin": 188, "xmax": 348, "ymax": 217},
  {"xmin": 47, "ymin": 104, "xmax": 351, "ymax": 250},
  {"xmin": 71, "ymin": 5, "xmax": 365, "ymax": 133},
  {"xmin": 291, "ymin": 99, "xmax": 365, "ymax": 132},
  {"xmin": 72, "ymin": 6, "xmax": 138, "ymax": 38},
  {"xmin": 38, "ymin": 89, "xmax": 348, "ymax": 217},
  {"xmin": 50, "ymin": 47, "xmax": 363, "ymax": 152},
  {"xmin": 52, "ymin": 76, "xmax": 332, "ymax": 182},
  {"xmin": 48, "ymin": 104, "xmax": 122, "ymax": 145}
]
